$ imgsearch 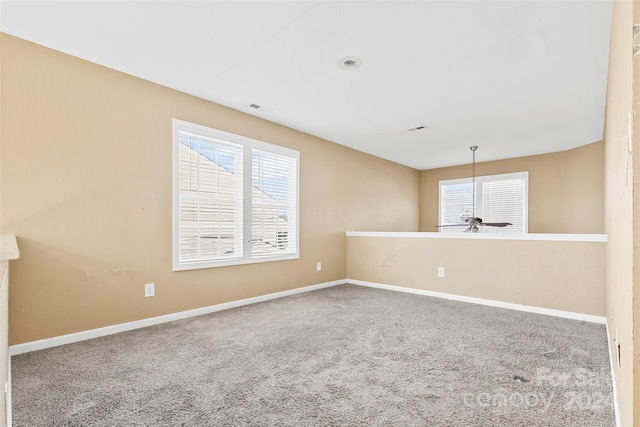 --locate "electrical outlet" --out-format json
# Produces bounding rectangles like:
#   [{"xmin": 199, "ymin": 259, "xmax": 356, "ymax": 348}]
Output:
[
  {"xmin": 316, "ymin": 262, "xmax": 322, "ymax": 272},
  {"xmin": 144, "ymin": 283, "xmax": 155, "ymax": 298},
  {"xmin": 437, "ymin": 267, "xmax": 445, "ymax": 277}
]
